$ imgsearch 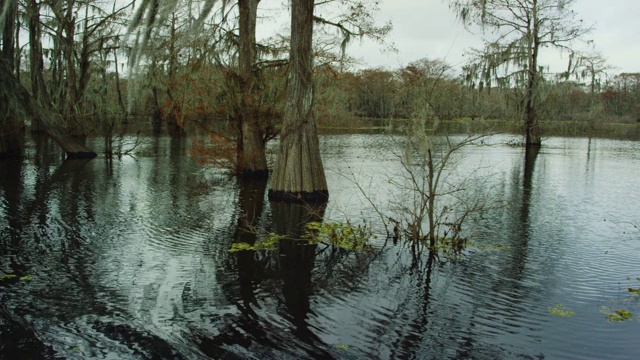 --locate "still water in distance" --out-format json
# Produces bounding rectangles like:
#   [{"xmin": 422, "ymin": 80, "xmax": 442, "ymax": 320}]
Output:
[{"xmin": 1, "ymin": 133, "xmax": 640, "ymax": 359}]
